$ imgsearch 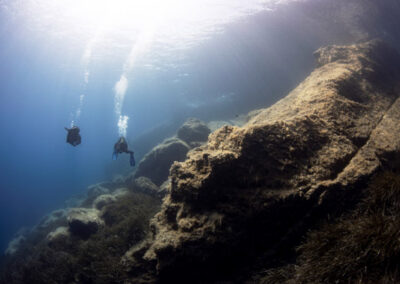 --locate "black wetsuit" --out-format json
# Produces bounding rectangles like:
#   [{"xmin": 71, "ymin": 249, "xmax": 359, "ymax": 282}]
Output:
[
  {"xmin": 113, "ymin": 137, "xmax": 135, "ymax": 166},
  {"xmin": 65, "ymin": 126, "xmax": 81, "ymax": 146}
]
